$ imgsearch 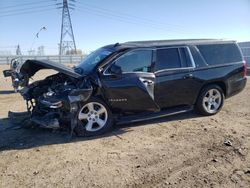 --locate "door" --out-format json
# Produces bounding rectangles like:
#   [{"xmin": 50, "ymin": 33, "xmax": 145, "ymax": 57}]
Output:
[
  {"xmin": 101, "ymin": 49, "xmax": 159, "ymax": 112},
  {"xmin": 154, "ymin": 47, "xmax": 199, "ymax": 108}
]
